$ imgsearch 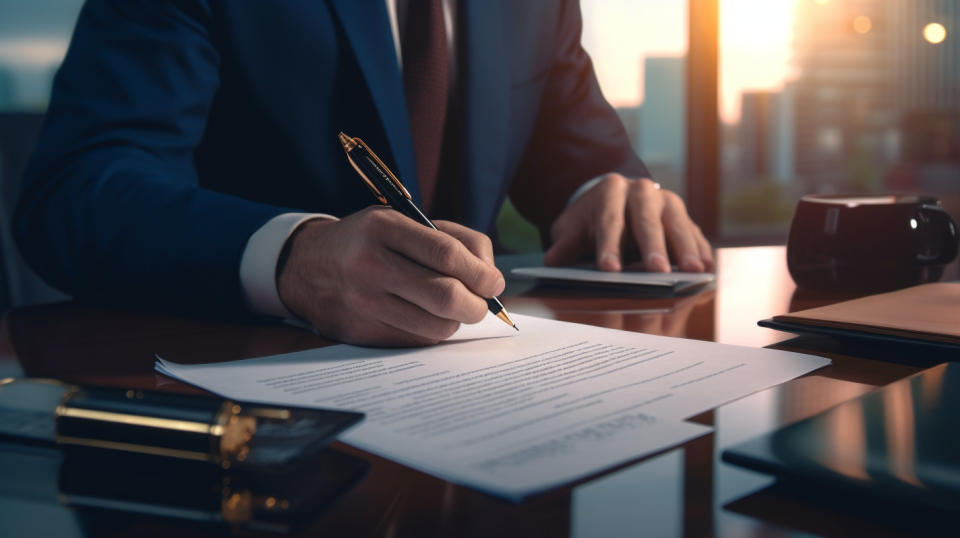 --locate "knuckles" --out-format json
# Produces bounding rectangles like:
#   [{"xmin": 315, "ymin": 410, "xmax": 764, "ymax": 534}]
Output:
[
  {"xmin": 430, "ymin": 277, "xmax": 461, "ymax": 317},
  {"xmin": 661, "ymin": 189, "xmax": 685, "ymax": 212},
  {"xmin": 601, "ymin": 173, "xmax": 629, "ymax": 191},
  {"xmin": 468, "ymin": 263, "xmax": 504, "ymax": 298},
  {"xmin": 428, "ymin": 277, "xmax": 486, "ymax": 324},
  {"xmin": 637, "ymin": 177, "xmax": 658, "ymax": 191},
  {"xmin": 472, "ymin": 234, "xmax": 495, "ymax": 260},
  {"xmin": 627, "ymin": 177, "xmax": 667, "ymax": 202},
  {"xmin": 429, "ymin": 237, "xmax": 461, "ymax": 274}
]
